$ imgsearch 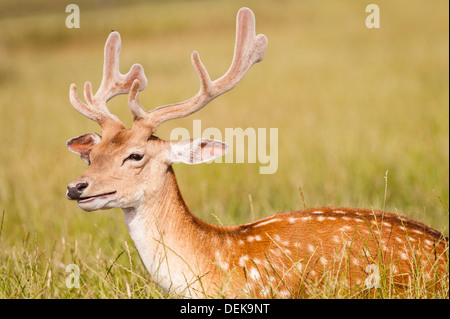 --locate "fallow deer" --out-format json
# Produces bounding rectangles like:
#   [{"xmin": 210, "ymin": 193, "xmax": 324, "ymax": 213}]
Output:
[{"xmin": 66, "ymin": 8, "xmax": 448, "ymax": 298}]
